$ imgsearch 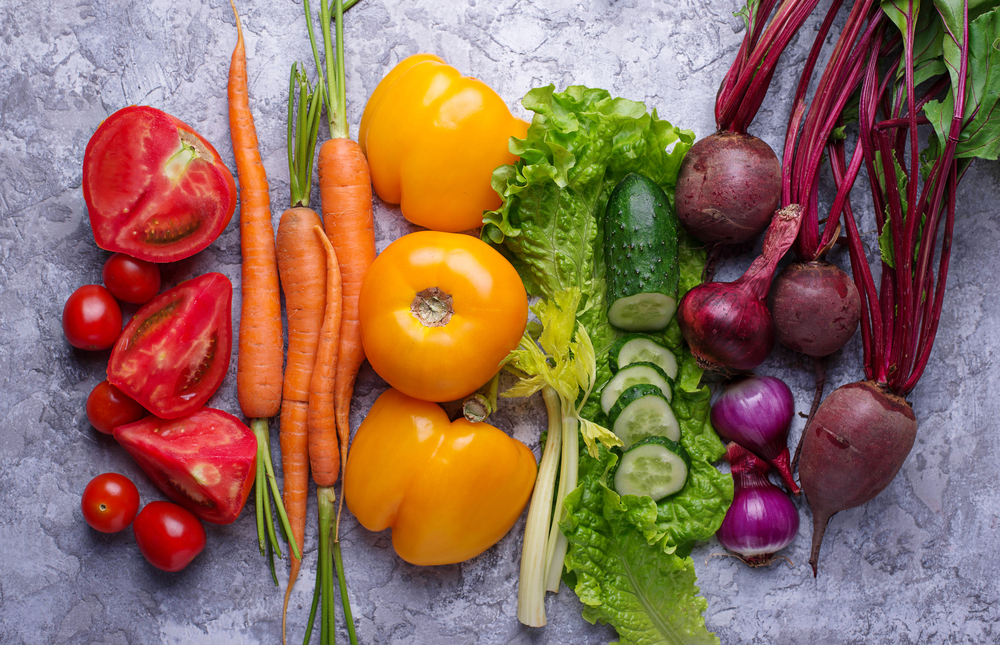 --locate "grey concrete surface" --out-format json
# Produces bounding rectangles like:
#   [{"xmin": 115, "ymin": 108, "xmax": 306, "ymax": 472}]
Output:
[{"xmin": 2, "ymin": 0, "xmax": 999, "ymax": 643}]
